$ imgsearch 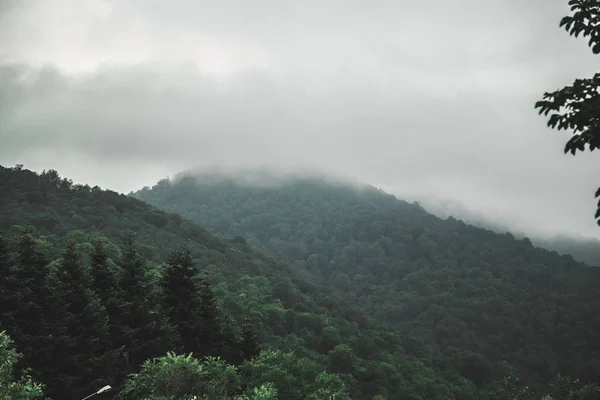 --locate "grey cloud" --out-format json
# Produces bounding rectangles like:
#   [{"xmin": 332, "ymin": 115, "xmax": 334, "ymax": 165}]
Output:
[{"xmin": 1, "ymin": 0, "xmax": 600, "ymax": 240}]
